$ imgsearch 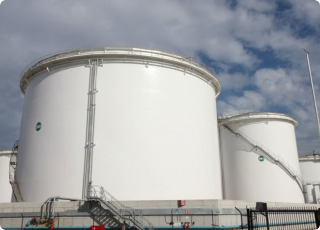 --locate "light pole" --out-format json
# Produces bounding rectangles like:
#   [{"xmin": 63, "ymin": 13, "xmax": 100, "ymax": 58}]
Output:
[{"xmin": 302, "ymin": 48, "xmax": 320, "ymax": 143}]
